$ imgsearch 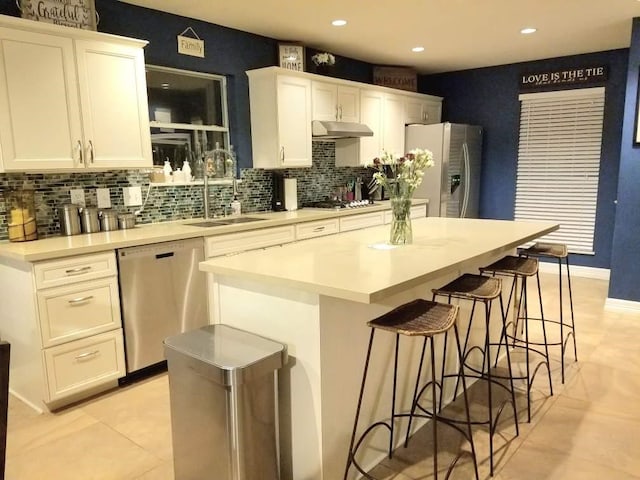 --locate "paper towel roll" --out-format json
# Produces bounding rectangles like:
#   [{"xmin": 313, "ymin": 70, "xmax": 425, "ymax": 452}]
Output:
[{"xmin": 284, "ymin": 178, "xmax": 298, "ymax": 211}]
